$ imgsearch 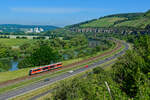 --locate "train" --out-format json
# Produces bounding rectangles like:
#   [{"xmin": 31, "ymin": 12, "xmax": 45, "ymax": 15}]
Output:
[{"xmin": 29, "ymin": 62, "xmax": 62, "ymax": 75}]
